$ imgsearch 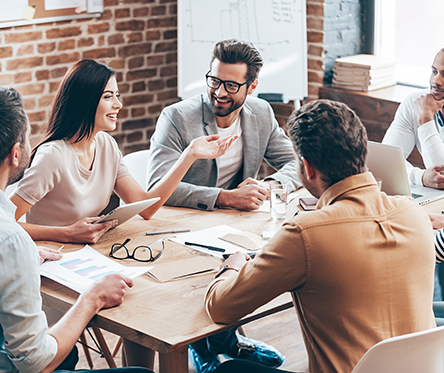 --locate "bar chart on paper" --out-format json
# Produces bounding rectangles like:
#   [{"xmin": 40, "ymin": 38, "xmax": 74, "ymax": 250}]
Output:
[
  {"xmin": 60, "ymin": 258, "xmax": 115, "ymax": 279},
  {"xmin": 40, "ymin": 245, "xmax": 152, "ymax": 293}
]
